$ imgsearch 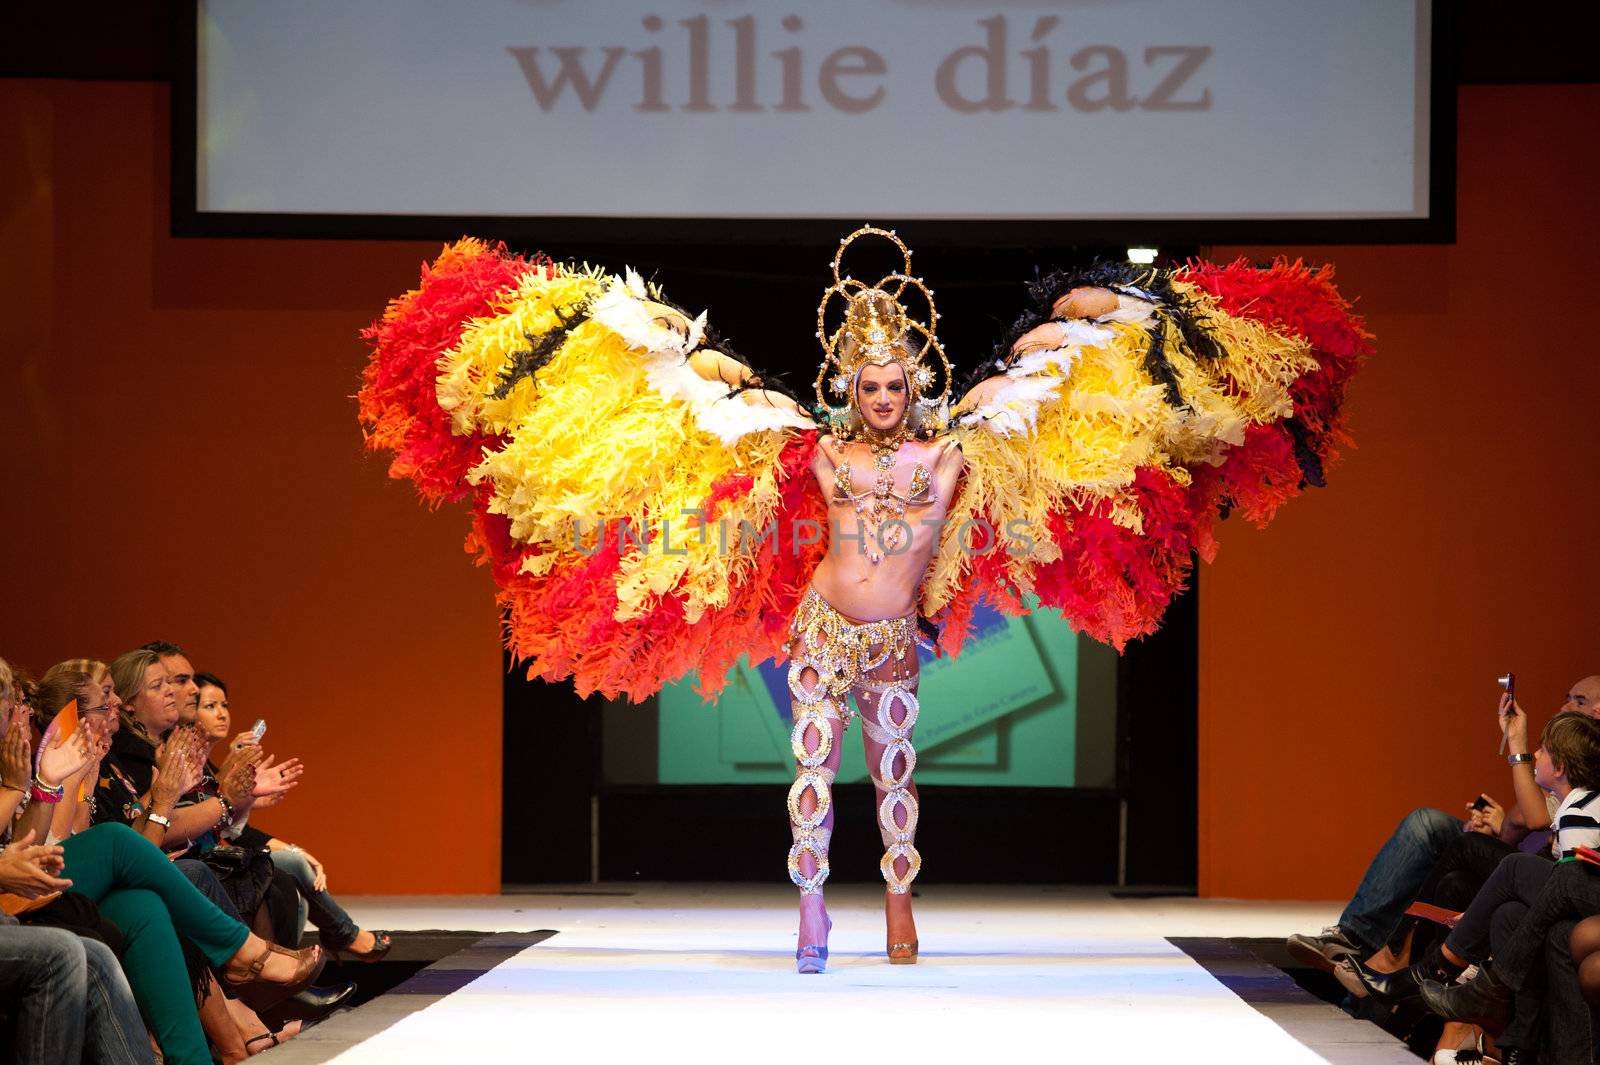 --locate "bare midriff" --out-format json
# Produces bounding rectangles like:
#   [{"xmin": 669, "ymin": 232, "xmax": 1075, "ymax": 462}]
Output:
[{"xmin": 808, "ymin": 437, "xmax": 957, "ymax": 621}]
